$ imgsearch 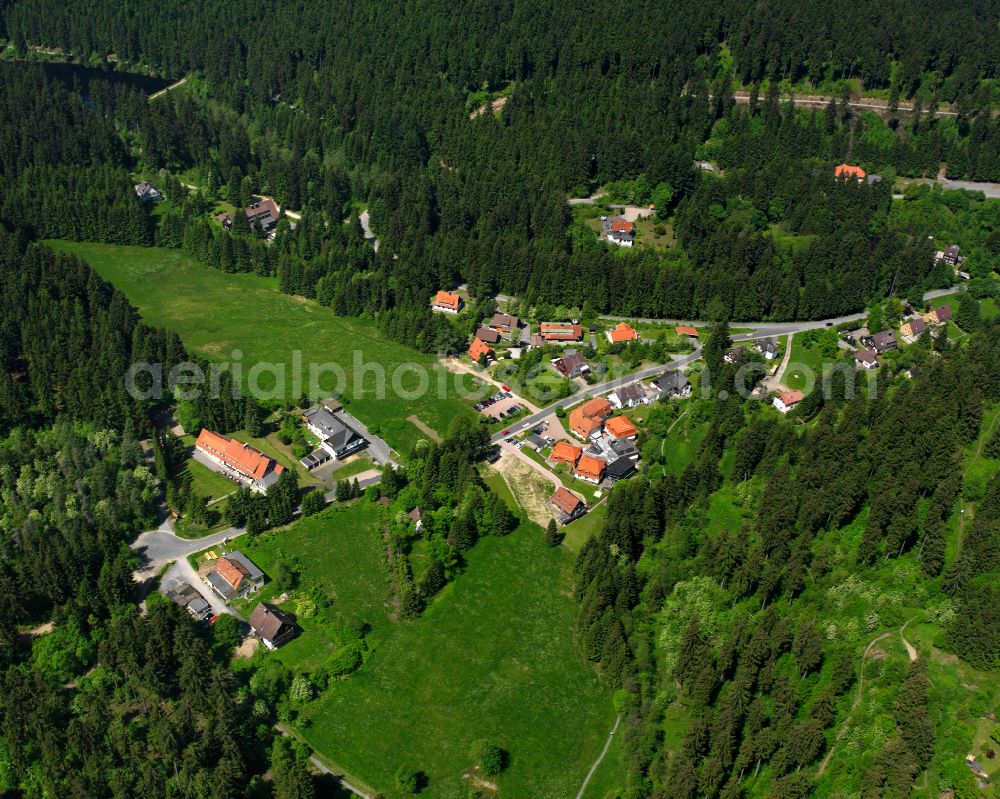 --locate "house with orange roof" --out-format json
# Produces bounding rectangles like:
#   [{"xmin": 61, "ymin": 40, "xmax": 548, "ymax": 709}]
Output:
[
  {"xmin": 539, "ymin": 322, "xmax": 583, "ymax": 342},
  {"xmin": 923, "ymin": 305, "xmax": 953, "ymax": 326},
  {"xmin": 195, "ymin": 429, "xmax": 284, "ymax": 493},
  {"xmin": 432, "ymin": 290, "xmax": 463, "ymax": 314},
  {"xmin": 468, "ymin": 336, "xmax": 494, "ymax": 363},
  {"xmin": 549, "ymin": 441, "xmax": 583, "ymax": 468},
  {"xmin": 569, "ymin": 397, "xmax": 613, "ymax": 440},
  {"xmin": 574, "ymin": 454, "xmax": 606, "ymax": 484},
  {"xmin": 549, "ymin": 487, "xmax": 586, "ymax": 523},
  {"xmin": 675, "ymin": 325, "xmax": 699, "ymax": 338},
  {"xmin": 773, "ymin": 389, "xmax": 805, "ymax": 414},
  {"xmin": 606, "ymin": 322, "xmax": 639, "ymax": 344},
  {"xmin": 834, "ymin": 164, "xmax": 867, "ymax": 182},
  {"xmin": 604, "ymin": 218, "xmax": 635, "ymax": 247},
  {"xmin": 605, "ymin": 416, "xmax": 637, "ymax": 441},
  {"xmin": 205, "ymin": 551, "xmax": 265, "ymax": 601}
]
